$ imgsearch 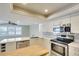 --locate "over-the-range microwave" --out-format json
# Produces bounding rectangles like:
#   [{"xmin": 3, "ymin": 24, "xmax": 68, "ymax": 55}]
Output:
[{"xmin": 53, "ymin": 24, "xmax": 71, "ymax": 33}]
